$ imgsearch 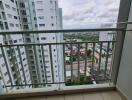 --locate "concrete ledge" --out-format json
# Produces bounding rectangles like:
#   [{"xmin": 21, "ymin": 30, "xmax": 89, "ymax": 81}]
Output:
[{"xmin": 0, "ymin": 84, "xmax": 116, "ymax": 99}]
